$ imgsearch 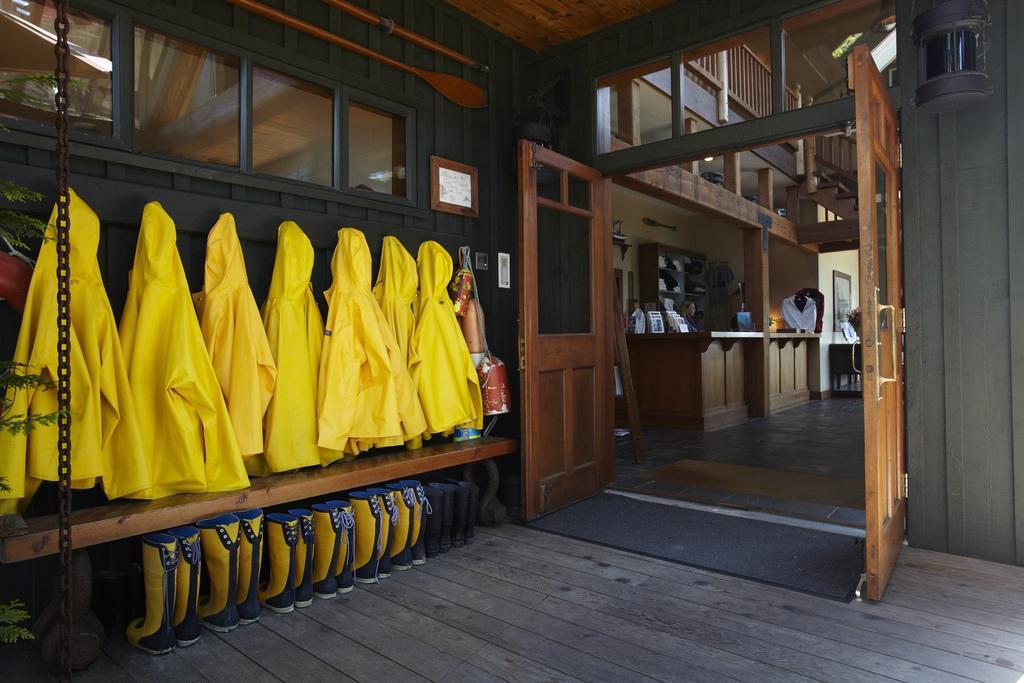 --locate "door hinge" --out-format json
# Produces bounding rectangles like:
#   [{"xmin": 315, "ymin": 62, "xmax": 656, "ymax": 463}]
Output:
[
  {"xmin": 519, "ymin": 335, "xmax": 526, "ymax": 370},
  {"xmin": 902, "ymin": 472, "xmax": 909, "ymax": 498}
]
